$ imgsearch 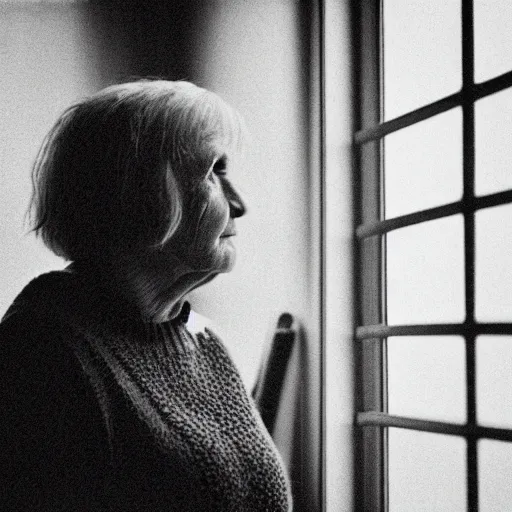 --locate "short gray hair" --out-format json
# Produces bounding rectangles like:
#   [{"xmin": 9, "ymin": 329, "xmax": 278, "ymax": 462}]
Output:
[{"xmin": 30, "ymin": 80, "xmax": 245, "ymax": 261}]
